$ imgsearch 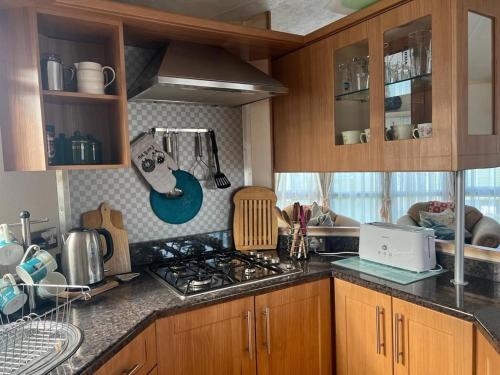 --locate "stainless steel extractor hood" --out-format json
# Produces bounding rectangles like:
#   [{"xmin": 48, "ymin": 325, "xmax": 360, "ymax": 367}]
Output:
[{"xmin": 127, "ymin": 41, "xmax": 288, "ymax": 106}]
